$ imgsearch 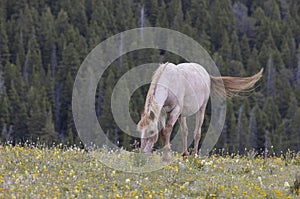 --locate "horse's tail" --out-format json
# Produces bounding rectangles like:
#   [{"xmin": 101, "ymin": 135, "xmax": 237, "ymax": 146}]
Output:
[{"xmin": 210, "ymin": 68, "xmax": 263, "ymax": 98}]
